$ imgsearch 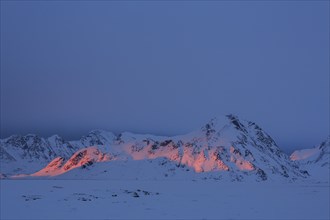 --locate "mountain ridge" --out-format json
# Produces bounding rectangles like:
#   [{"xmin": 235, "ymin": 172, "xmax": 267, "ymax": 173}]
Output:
[{"xmin": 0, "ymin": 115, "xmax": 312, "ymax": 182}]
